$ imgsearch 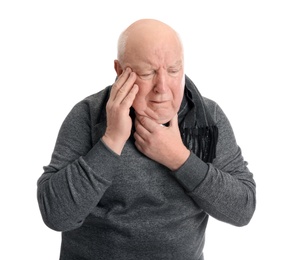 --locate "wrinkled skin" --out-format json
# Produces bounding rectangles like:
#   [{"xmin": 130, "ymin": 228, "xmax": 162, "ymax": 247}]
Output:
[{"xmin": 102, "ymin": 19, "xmax": 190, "ymax": 170}]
